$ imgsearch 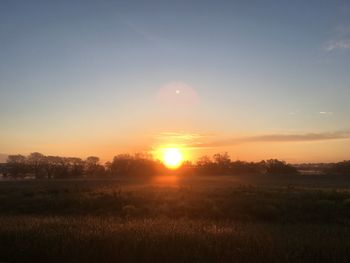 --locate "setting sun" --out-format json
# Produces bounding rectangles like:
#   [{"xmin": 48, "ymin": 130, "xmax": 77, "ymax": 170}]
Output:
[{"xmin": 162, "ymin": 148, "xmax": 183, "ymax": 169}]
